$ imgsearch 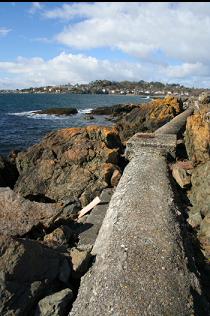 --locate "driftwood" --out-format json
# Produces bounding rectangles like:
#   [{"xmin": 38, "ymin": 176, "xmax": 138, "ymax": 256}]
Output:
[{"xmin": 78, "ymin": 196, "xmax": 101, "ymax": 219}]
